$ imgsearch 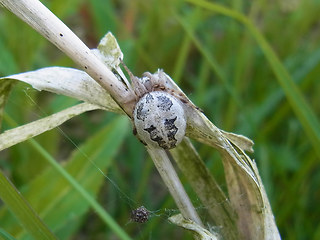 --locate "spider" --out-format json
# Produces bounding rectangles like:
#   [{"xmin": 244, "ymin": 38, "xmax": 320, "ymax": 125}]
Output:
[
  {"xmin": 120, "ymin": 60, "xmax": 200, "ymax": 149},
  {"xmin": 130, "ymin": 206, "xmax": 150, "ymax": 223}
]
